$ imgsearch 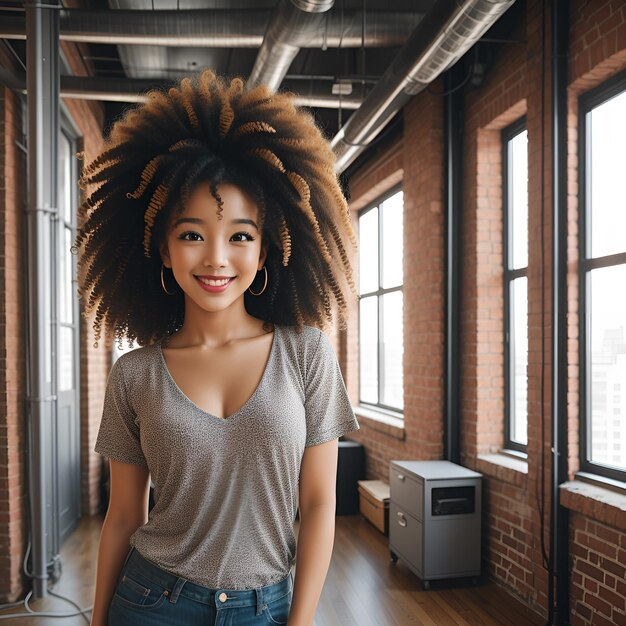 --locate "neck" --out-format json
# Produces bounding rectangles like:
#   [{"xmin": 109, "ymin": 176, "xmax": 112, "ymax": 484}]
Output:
[{"xmin": 167, "ymin": 295, "xmax": 265, "ymax": 348}]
